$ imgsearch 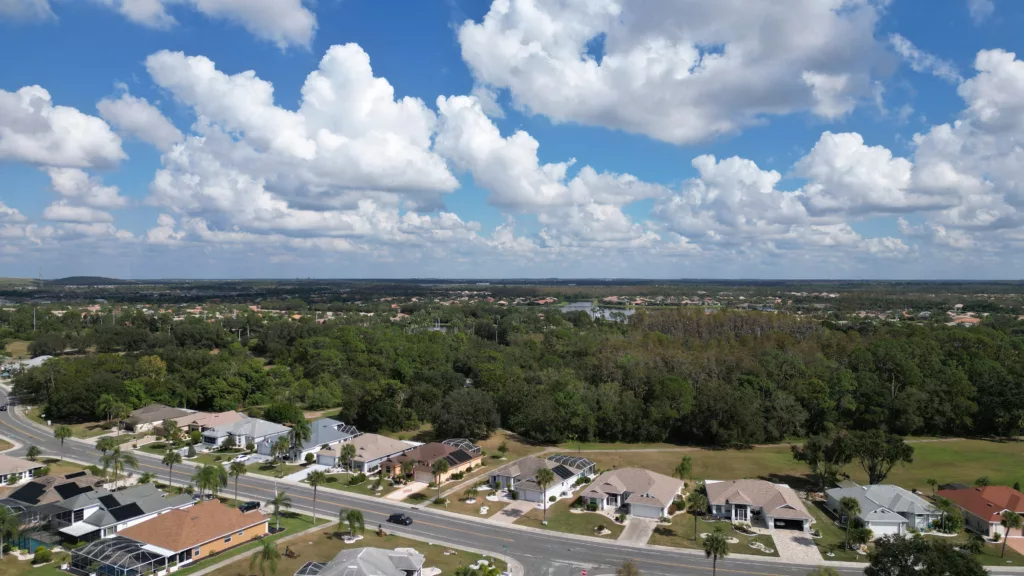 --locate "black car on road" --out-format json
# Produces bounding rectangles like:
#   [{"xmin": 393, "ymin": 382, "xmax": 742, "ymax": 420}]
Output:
[
  {"xmin": 387, "ymin": 513, "xmax": 413, "ymax": 526},
  {"xmin": 238, "ymin": 501, "xmax": 260, "ymax": 513}
]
